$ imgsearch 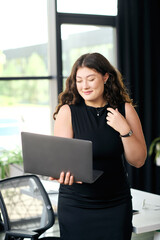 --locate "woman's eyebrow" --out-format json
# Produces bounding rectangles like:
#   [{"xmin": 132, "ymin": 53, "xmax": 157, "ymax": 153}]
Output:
[{"xmin": 76, "ymin": 74, "xmax": 96, "ymax": 79}]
